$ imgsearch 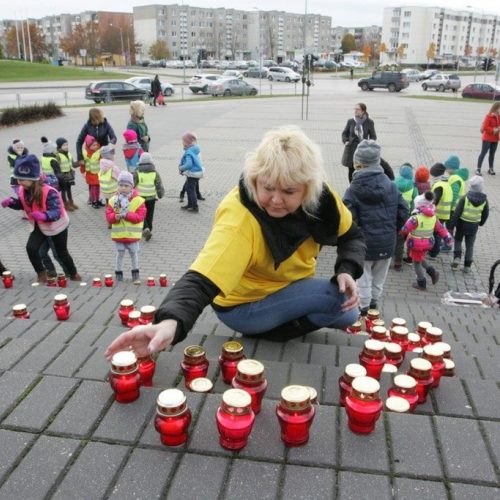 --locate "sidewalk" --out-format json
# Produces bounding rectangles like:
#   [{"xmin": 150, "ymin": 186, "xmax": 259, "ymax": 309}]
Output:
[{"xmin": 0, "ymin": 92, "xmax": 498, "ymax": 499}]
